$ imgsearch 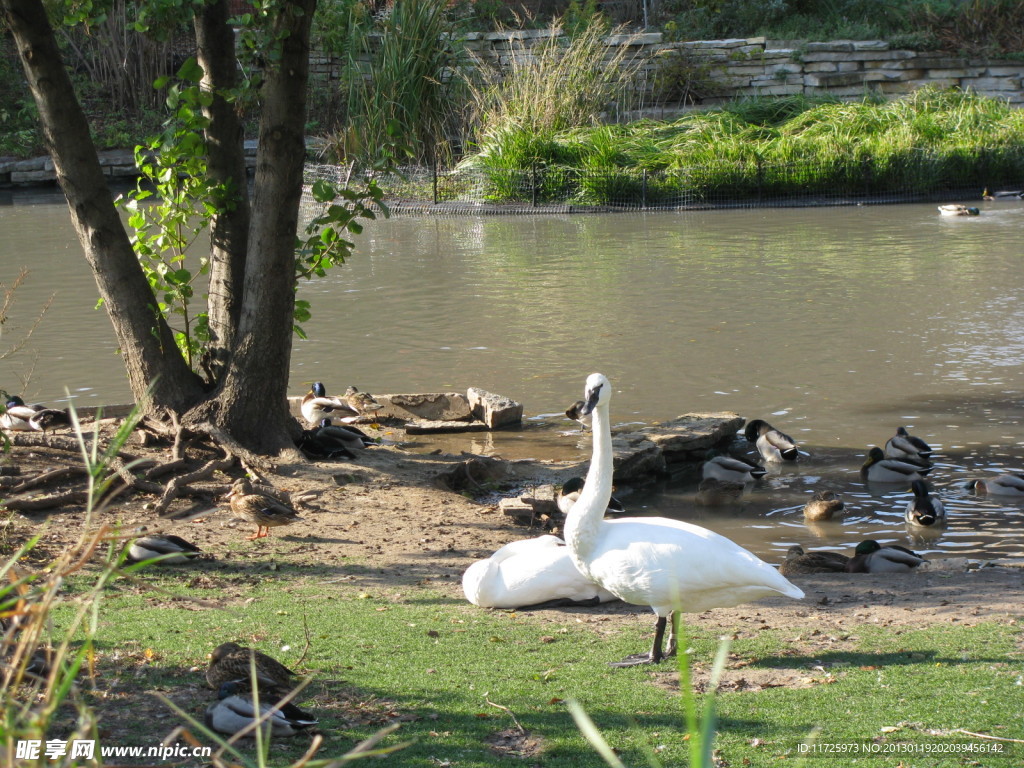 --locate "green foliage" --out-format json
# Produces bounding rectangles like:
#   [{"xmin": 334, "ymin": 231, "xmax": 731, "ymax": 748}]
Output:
[
  {"xmin": 327, "ymin": 0, "xmax": 468, "ymax": 166},
  {"xmin": 0, "ymin": 49, "xmax": 44, "ymax": 158},
  {"xmin": 293, "ymin": 159, "xmax": 393, "ymax": 338},
  {"xmin": 463, "ymin": 19, "xmax": 644, "ymax": 184},
  {"xmin": 463, "ymin": 88, "xmax": 1024, "ymax": 204},
  {"xmin": 115, "ymin": 58, "xmax": 221, "ymax": 372}
]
